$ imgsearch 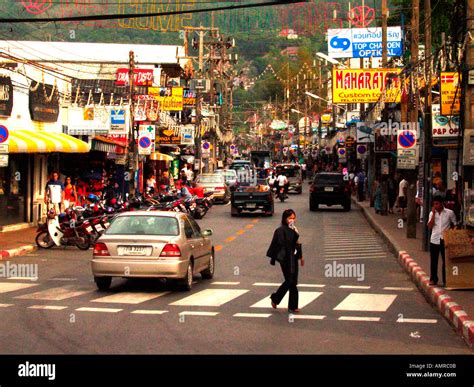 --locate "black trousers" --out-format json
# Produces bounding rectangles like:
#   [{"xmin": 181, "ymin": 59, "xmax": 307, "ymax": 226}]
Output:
[
  {"xmin": 271, "ymin": 261, "xmax": 299, "ymax": 310},
  {"xmin": 430, "ymin": 240, "xmax": 446, "ymax": 285}
]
